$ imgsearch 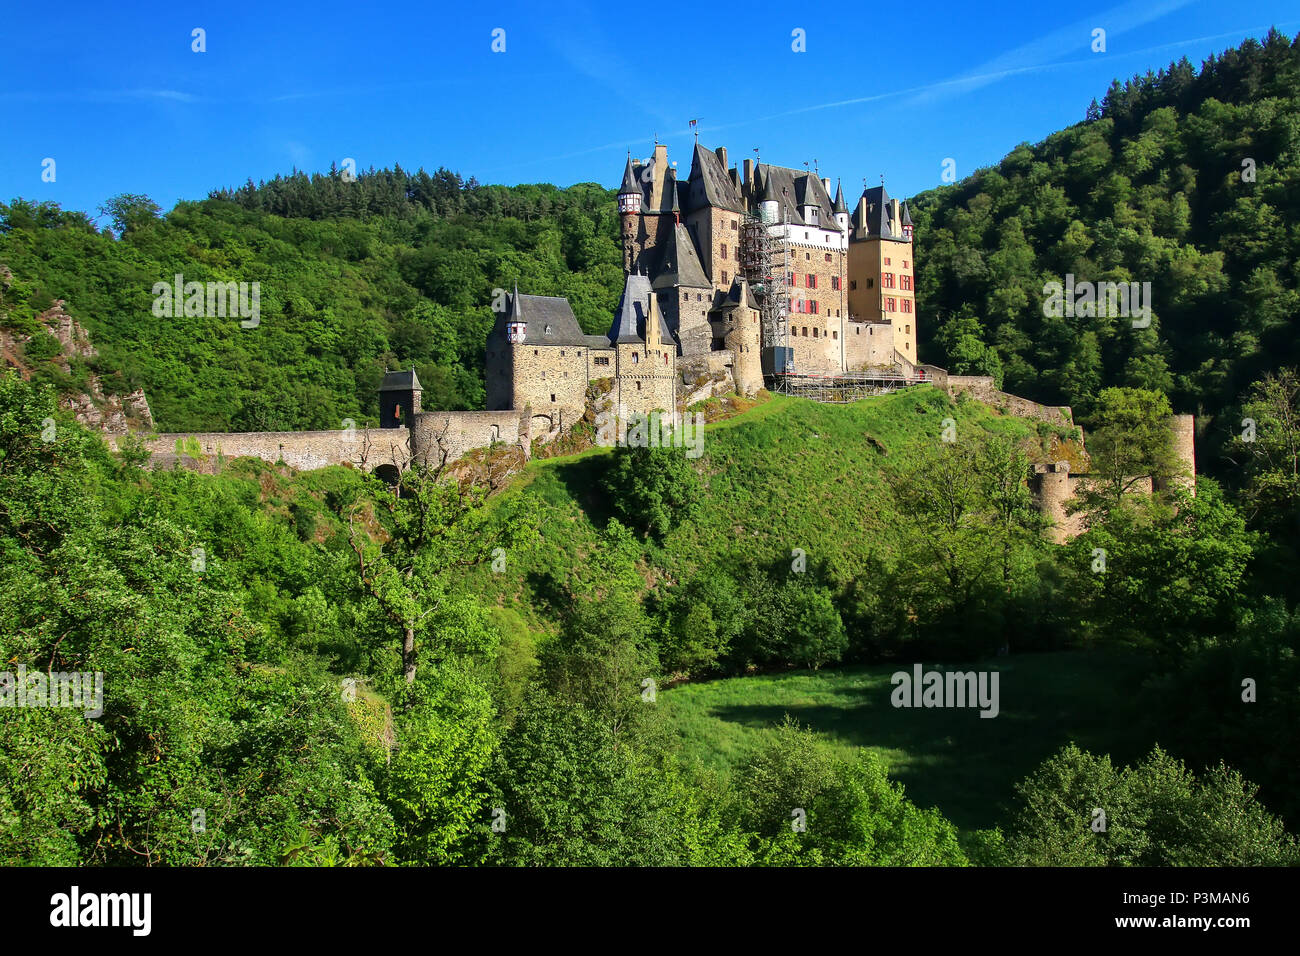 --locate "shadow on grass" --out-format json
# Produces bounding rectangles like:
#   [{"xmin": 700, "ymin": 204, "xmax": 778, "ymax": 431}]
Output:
[{"xmin": 699, "ymin": 650, "xmax": 1155, "ymax": 831}]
